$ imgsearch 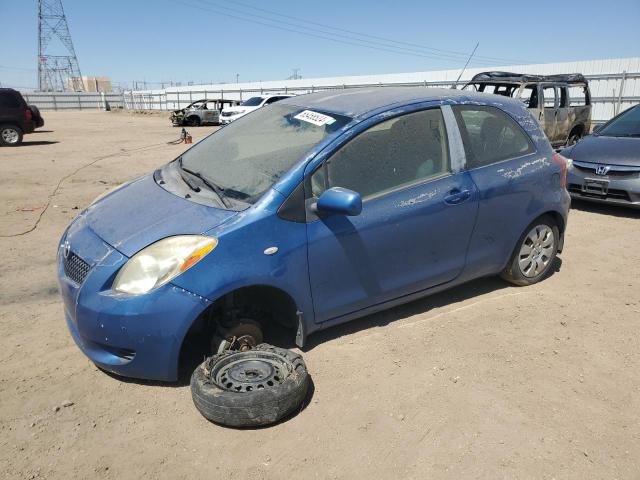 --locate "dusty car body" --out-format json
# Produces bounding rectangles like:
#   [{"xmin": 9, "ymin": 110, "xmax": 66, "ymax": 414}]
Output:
[
  {"xmin": 464, "ymin": 72, "xmax": 592, "ymax": 148},
  {"xmin": 563, "ymin": 104, "xmax": 640, "ymax": 209},
  {"xmin": 57, "ymin": 87, "xmax": 570, "ymax": 381},
  {"xmin": 170, "ymin": 99, "xmax": 240, "ymax": 127}
]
